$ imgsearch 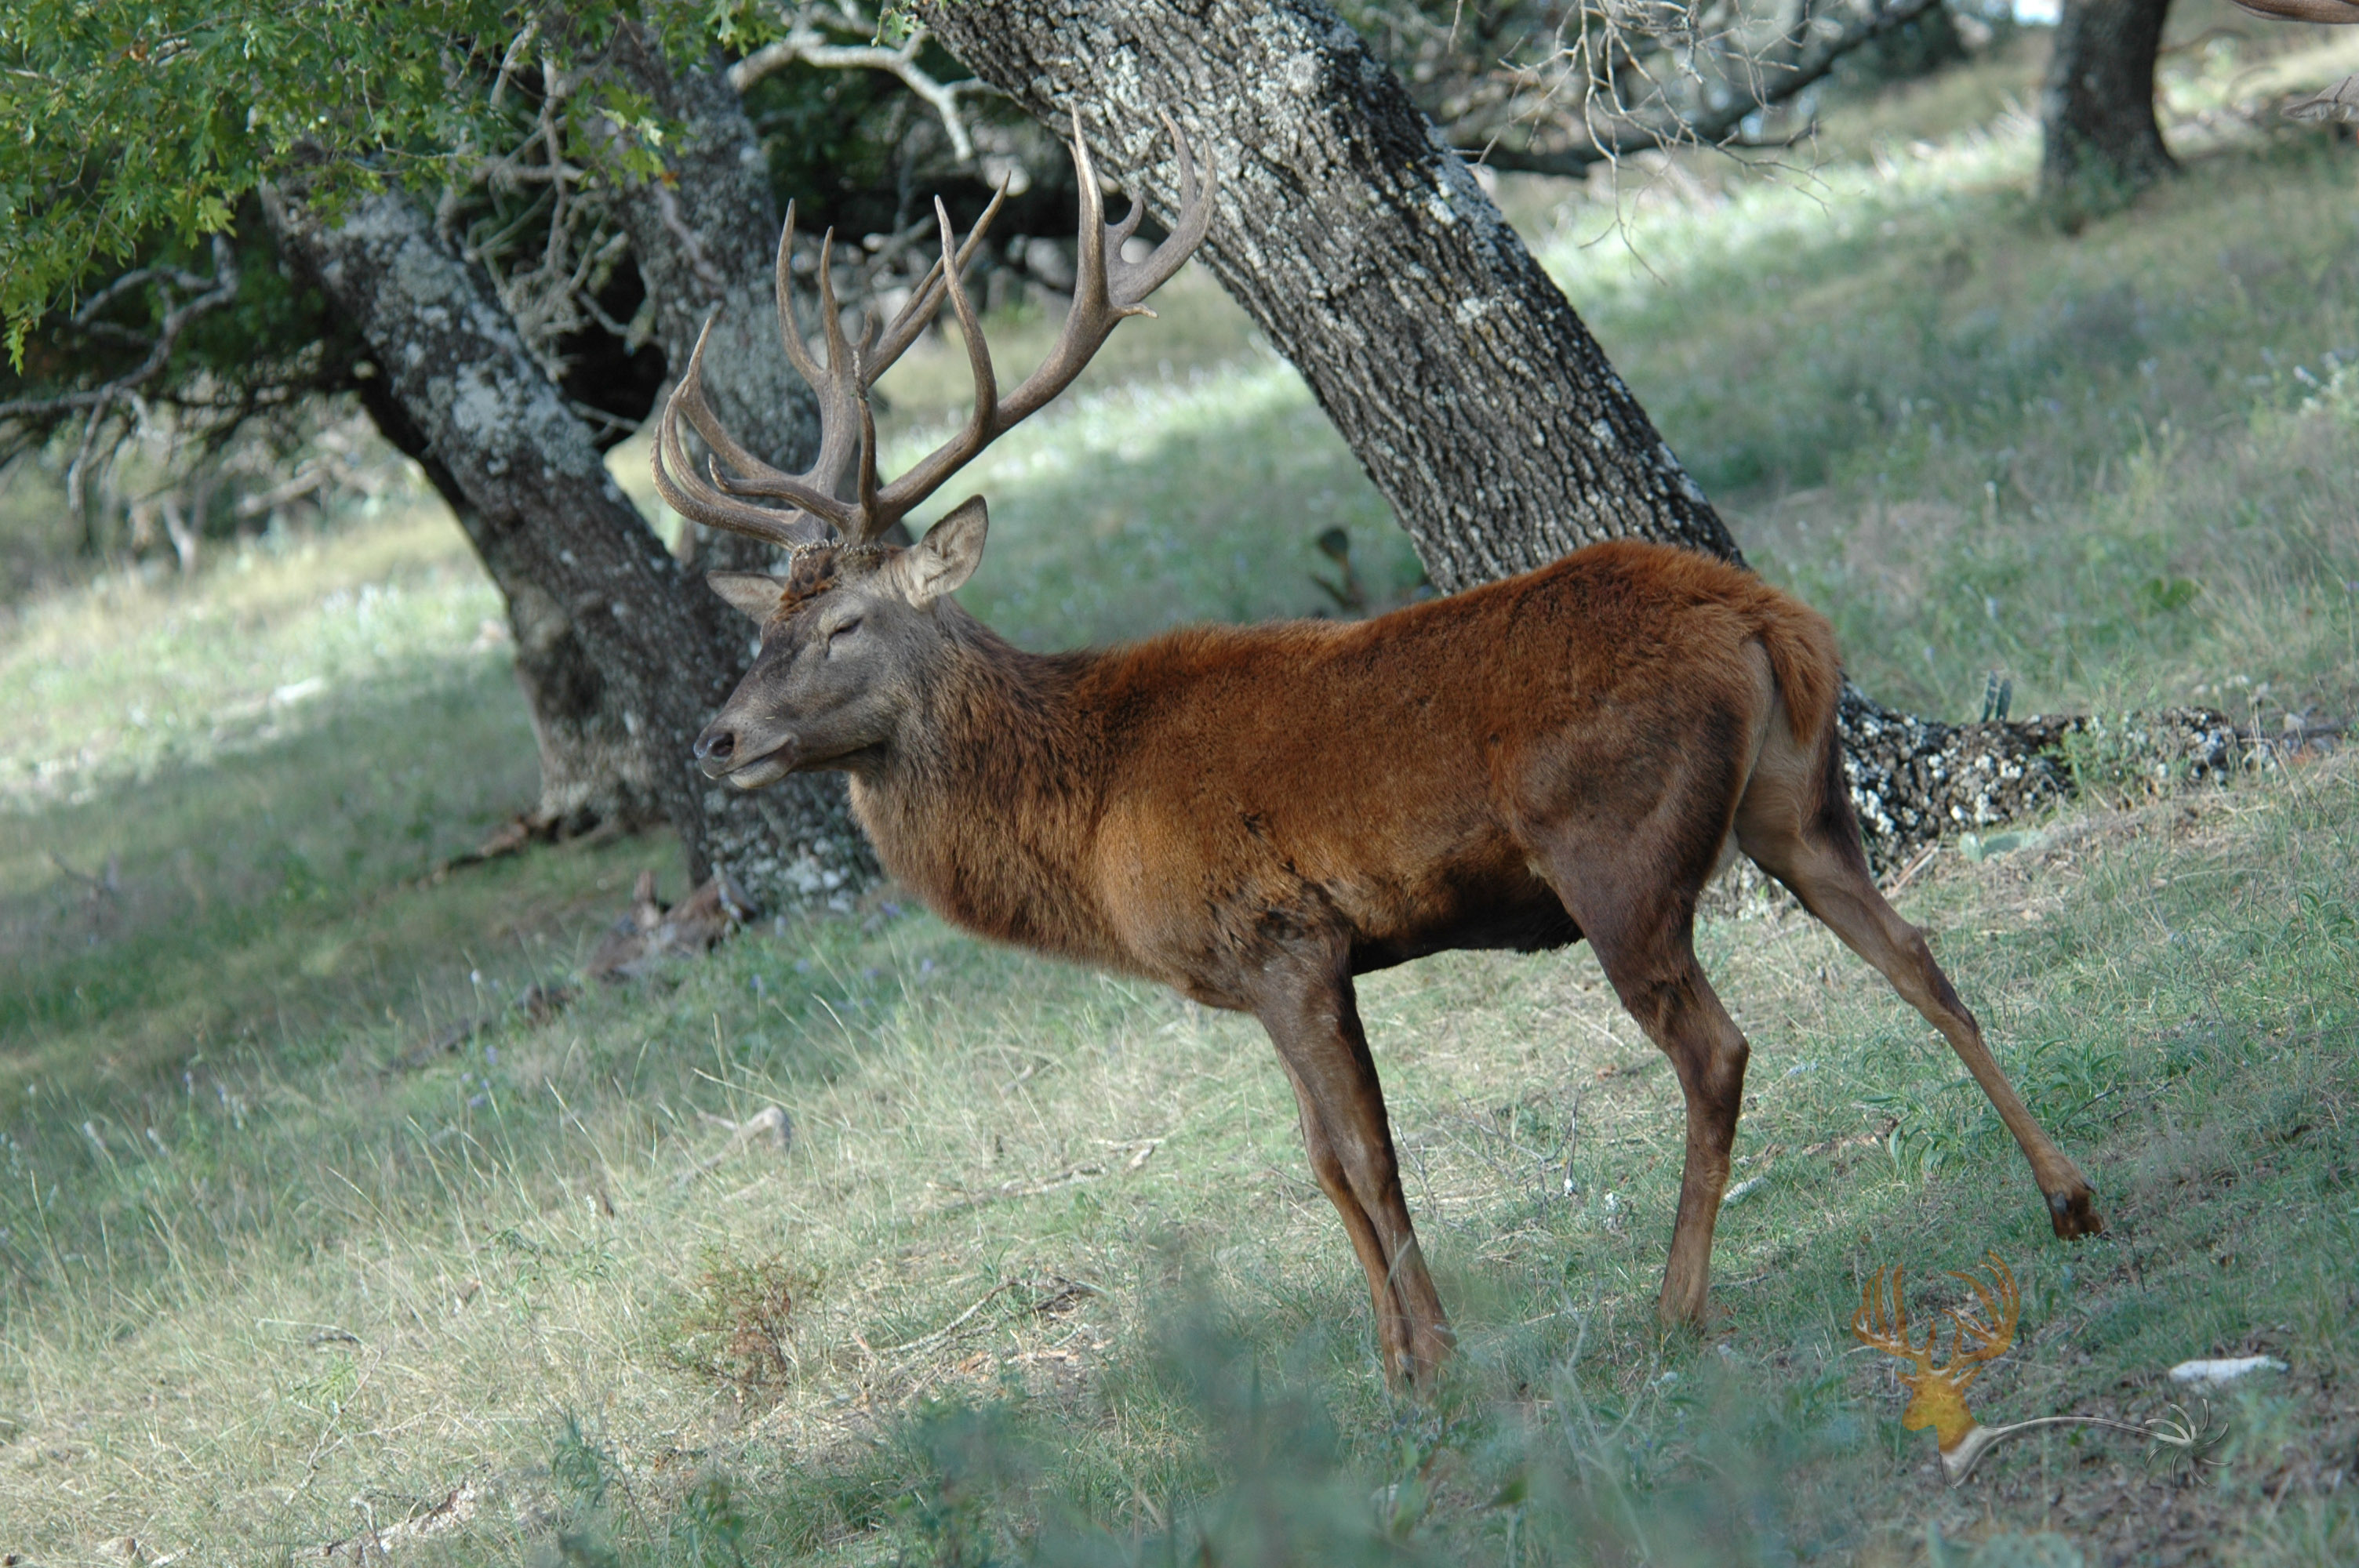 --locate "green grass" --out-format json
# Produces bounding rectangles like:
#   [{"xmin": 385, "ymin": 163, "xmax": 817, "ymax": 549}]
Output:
[
  {"xmin": 5, "ymin": 31, "xmax": 2359, "ymax": 1566},
  {"xmin": 1546, "ymin": 73, "xmax": 2359, "ymax": 727}
]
